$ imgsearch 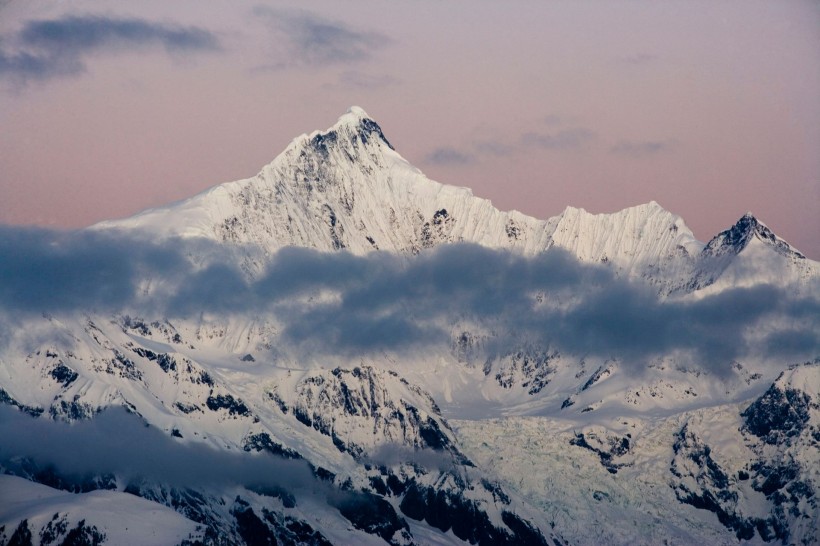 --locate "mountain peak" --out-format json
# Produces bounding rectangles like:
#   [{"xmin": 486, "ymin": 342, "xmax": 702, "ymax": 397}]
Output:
[
  {"xmin": 735, "ymin": 211, "xmax": 761, "ymax": 232},
  {"xmin": 331, "ymin": 106, "xmax": 371, "ymax": 130},
  {"xmin": 703, "ymin": 212, "xmax": 805, "ymax": 259},
  {"xmin": 736, "ymin": 211, "xmax": 763, "ymax": 231},
  {"xmin": 316, "ymin": 106, "xmax": 394, "ymax": 151},
  {"xmin": 342, "ymin": 105, "xmax": 371, "ymax": 121}
]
